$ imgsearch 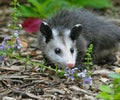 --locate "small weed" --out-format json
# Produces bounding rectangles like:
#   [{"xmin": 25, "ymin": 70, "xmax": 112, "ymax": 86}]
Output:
[
  {"xmin": 97, "ymin": 73, "xmax": 120, "ymax": 100},
  {"xmin": 84, "ymin": 44, "xmax": 93, "ymax": 76},
  {"xmin": 0, "ymin": 0, "xmax": 22, "ymax": 65}
]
